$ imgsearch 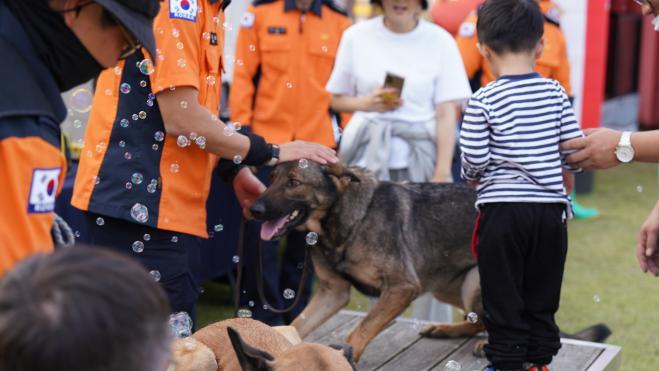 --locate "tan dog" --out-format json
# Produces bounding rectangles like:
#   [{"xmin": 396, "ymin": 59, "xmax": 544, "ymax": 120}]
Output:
[{"xmin": 170, "ymin": 318, "xmax": 354, "ymax": 371}]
